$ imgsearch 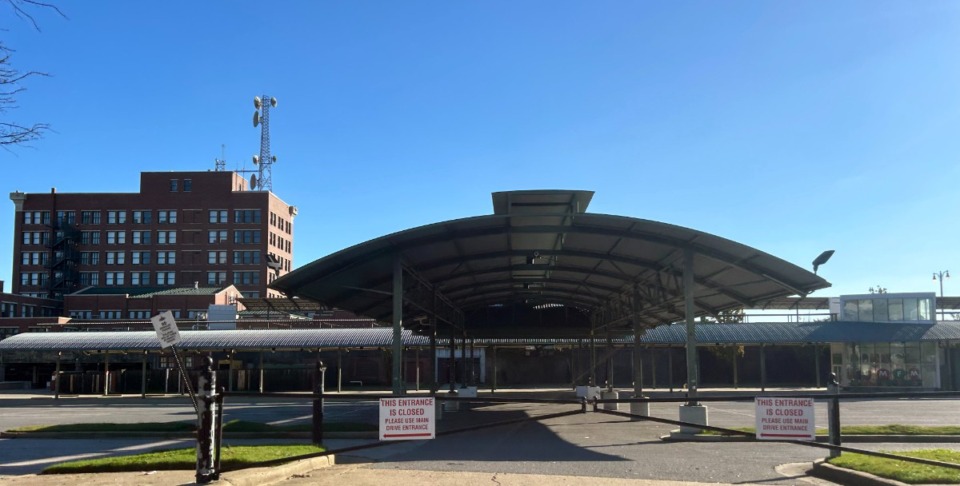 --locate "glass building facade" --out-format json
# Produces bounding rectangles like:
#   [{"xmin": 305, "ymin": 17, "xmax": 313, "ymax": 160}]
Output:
[{"xmin": 830, "ymin": 293, "xmax": 944, "ymax": 388}]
